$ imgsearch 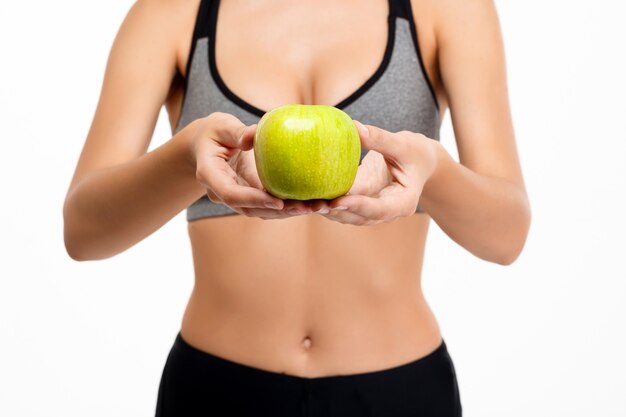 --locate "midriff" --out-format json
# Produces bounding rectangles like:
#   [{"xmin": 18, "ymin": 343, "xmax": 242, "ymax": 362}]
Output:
[{"xmin": 180, "ymin": 212, "xmax": 442, "ymax": 378}]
